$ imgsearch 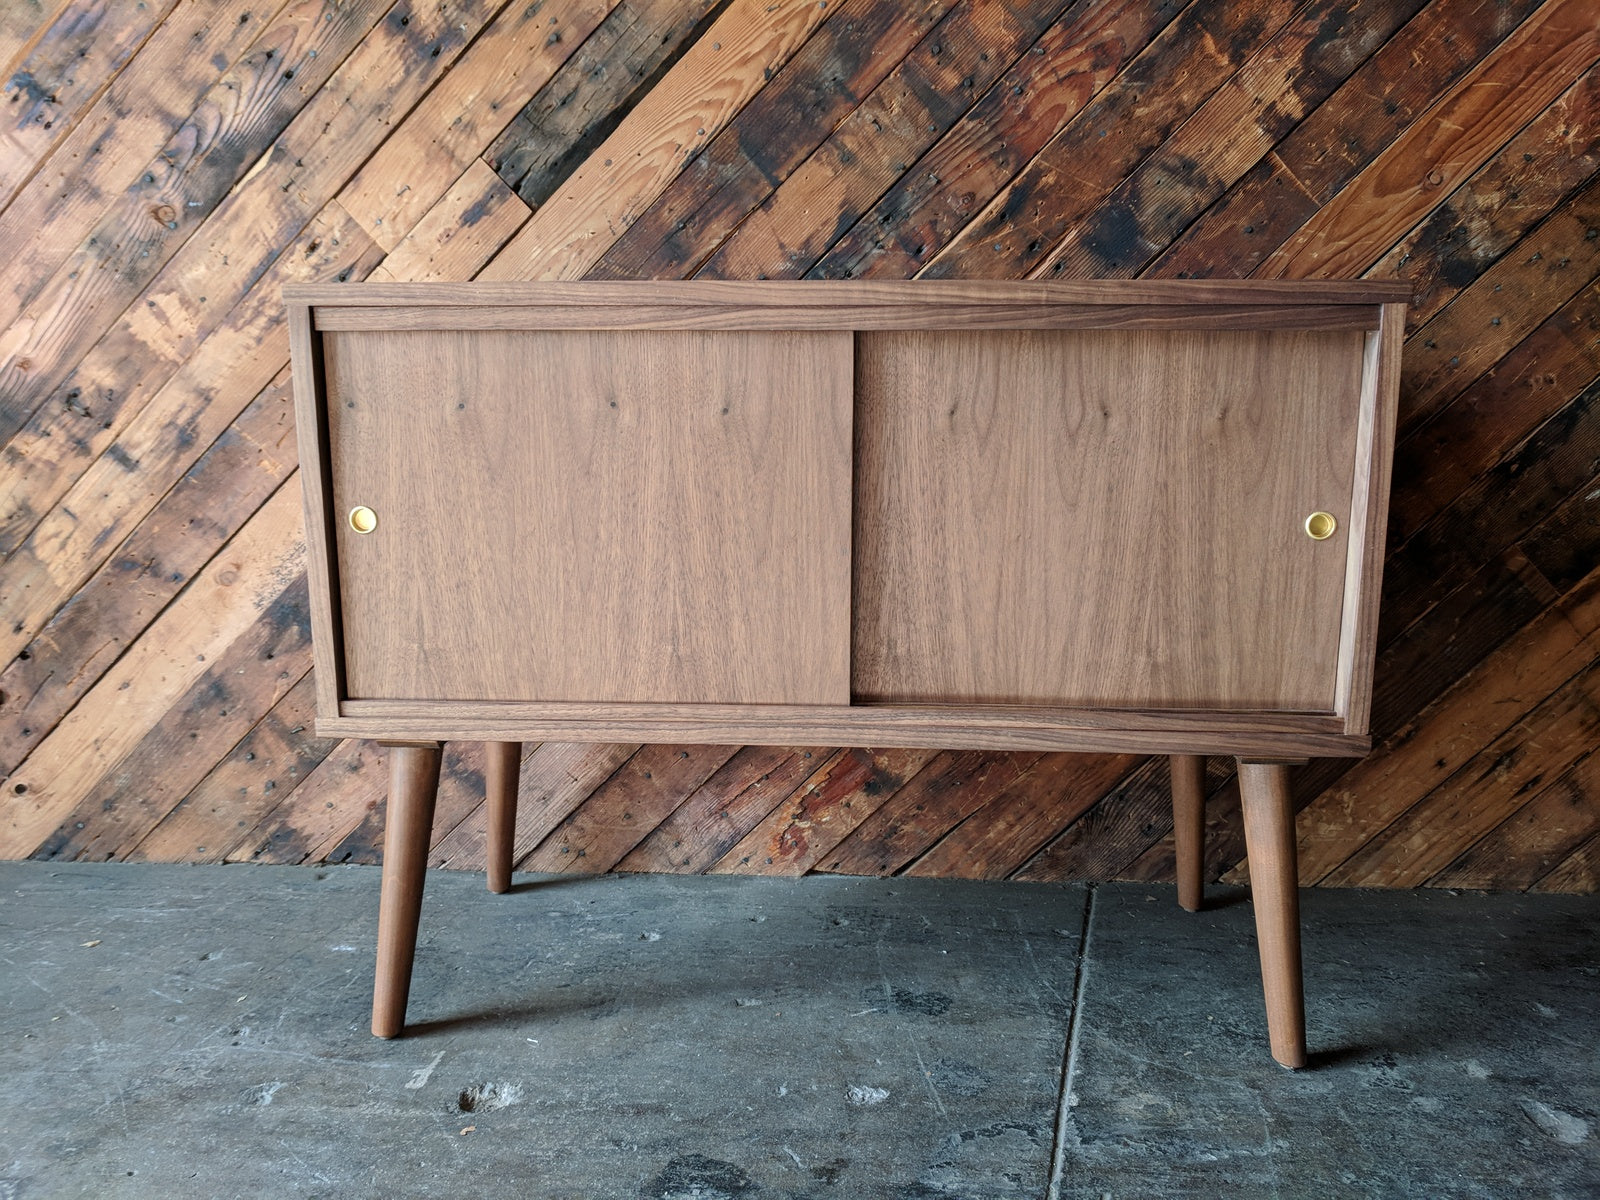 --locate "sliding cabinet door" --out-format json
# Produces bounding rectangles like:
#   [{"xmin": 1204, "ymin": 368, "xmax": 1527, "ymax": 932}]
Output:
[
  {"xmin": 324, "ymin": 327, "xmax": 853, "ymax": 705},
  {"xmin": 852, "ymin": 328, "xmax": 1366, "ymax": 712}
]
